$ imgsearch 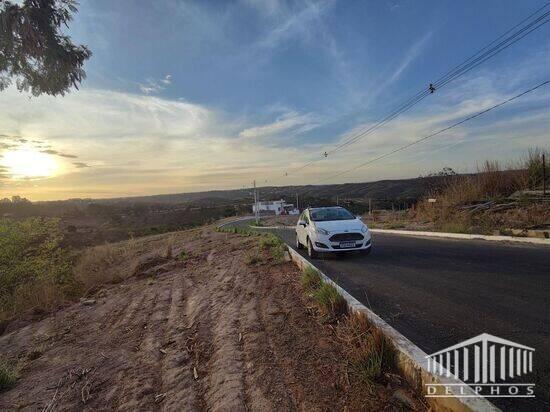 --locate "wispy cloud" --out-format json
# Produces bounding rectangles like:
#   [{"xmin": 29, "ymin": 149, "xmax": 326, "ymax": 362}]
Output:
[
  {"xmin": 387, "ymin": 30, "xmax": 433, "ymax": 85},
  {"xmin": 239, "ymin": 111, "xmax": 321, "ymax": 140},
  {"xmin": 139, "ymin": 74, "xmax": 172, "ymax": 94}
]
